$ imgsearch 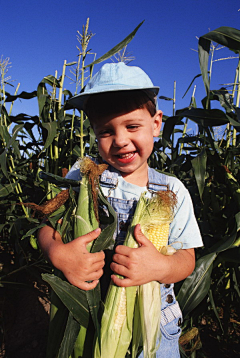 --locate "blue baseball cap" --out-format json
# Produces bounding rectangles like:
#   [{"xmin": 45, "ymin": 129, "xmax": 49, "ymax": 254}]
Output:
[{"xmin": 68, "ymin": 62, "xmax": 159, "ymax": 111}]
